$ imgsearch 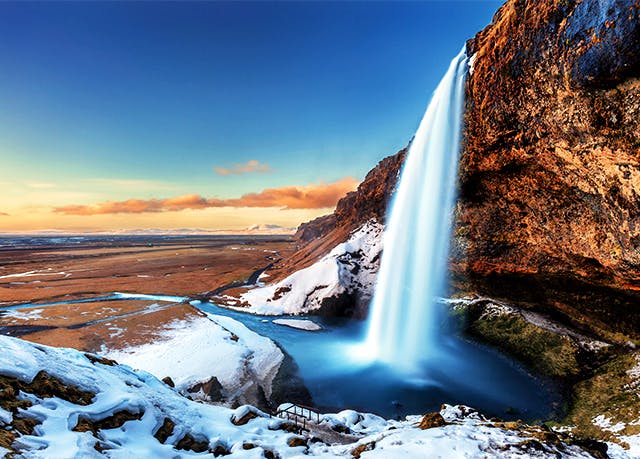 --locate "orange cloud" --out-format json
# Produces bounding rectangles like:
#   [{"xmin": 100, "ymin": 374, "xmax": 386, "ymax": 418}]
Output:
[
  {"xmin": 0, "ymin": 212, "xmax": 9, "ymax": 216},
  {"xmin": 214, "ymin": 159, "xmax": 272, "ymax": 176},
  {"xmin": 54, "ymin": 177, "xmax": 359, "ymax": 215}
]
